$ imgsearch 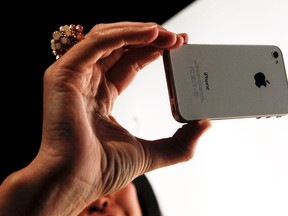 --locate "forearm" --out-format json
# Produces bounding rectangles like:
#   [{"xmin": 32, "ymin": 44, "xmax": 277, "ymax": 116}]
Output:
[{"xmin": 0, "ymin": 160, "xmax": 87, "ymax": 216}]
